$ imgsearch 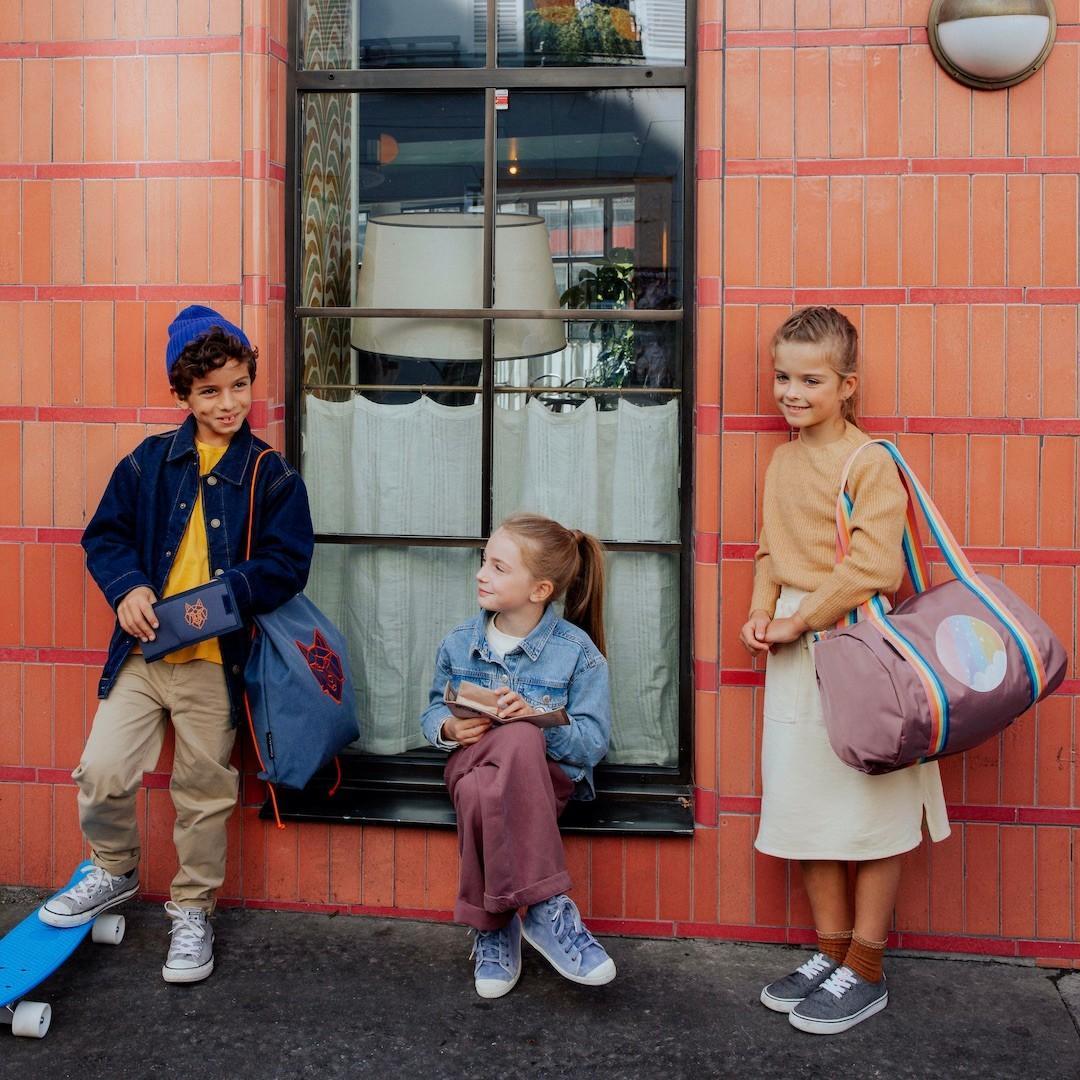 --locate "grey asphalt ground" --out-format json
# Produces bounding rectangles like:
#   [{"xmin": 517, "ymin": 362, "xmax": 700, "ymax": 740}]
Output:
[{"xmin": 0, "ymin": 893, "xmax": 1077, "ymax": 1080}]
